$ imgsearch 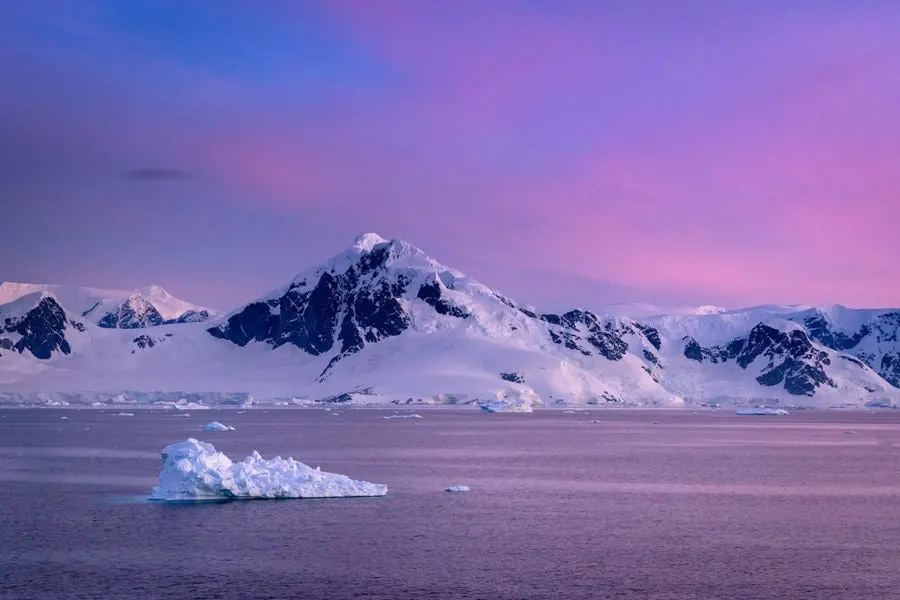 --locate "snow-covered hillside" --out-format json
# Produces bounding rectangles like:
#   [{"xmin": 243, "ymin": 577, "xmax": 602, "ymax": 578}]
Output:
[
  {"xmin": 1, "ymin": 235, "xmax": 898, "ymax": 409},
  {"xmin": 0, "ymin": 282, "xmax": 214, "ymax": 328}
]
